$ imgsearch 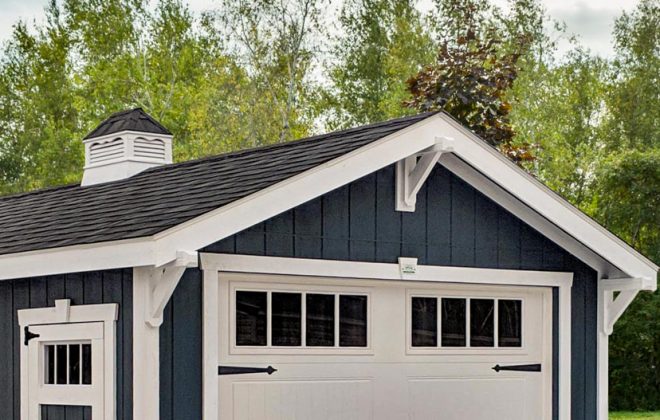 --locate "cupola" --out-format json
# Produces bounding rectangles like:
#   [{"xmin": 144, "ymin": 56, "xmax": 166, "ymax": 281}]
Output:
[{"xmin": 81, "ymin": 108, "xmax": 173, "ymax": 186}]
